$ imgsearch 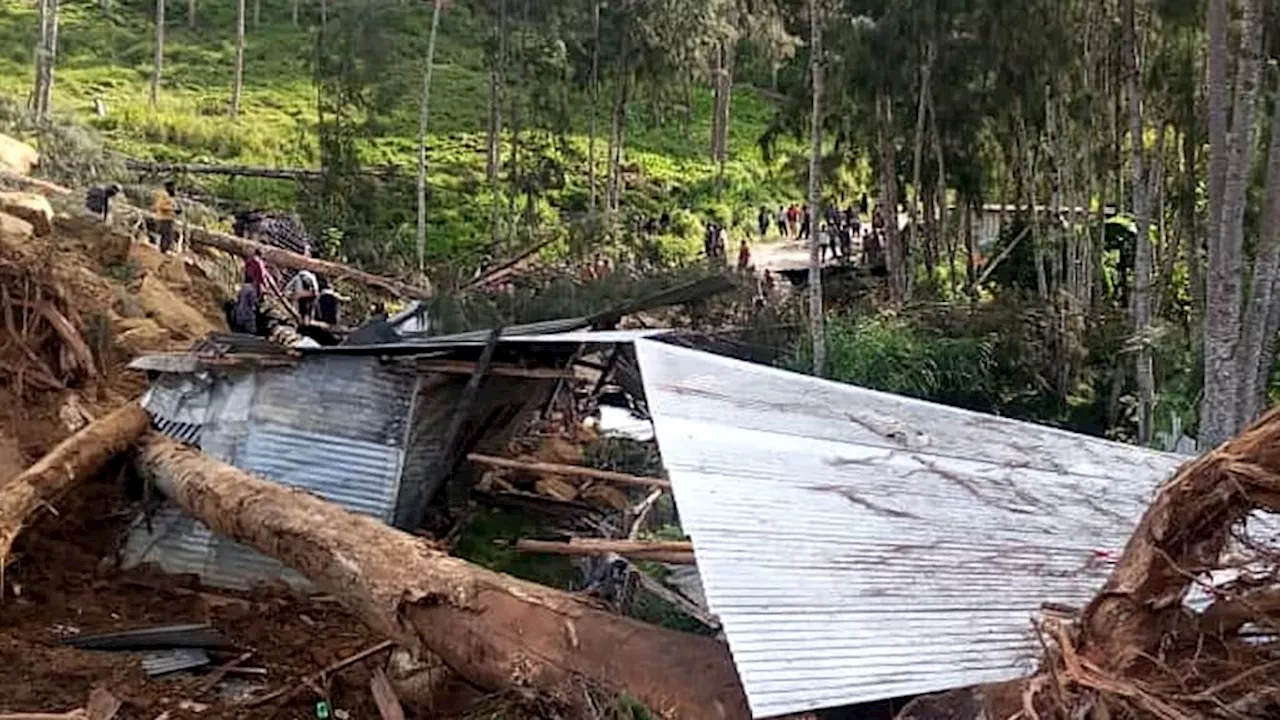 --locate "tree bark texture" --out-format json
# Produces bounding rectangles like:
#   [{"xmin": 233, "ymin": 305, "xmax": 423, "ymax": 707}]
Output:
[
  {"xmin": 415, "ymin": 0, "xmax": 443, "ymax": 275},
  {"xmin": 151, "ymin": 0, "xmax": 165, "ymax": 107},
  {"xmin": 231, "ymin": 0, "xmax": 246, "ymax": 119},
  {"xmin": 0, "ymin": 403, "xmax": 149, "ymax": 570},
  {"xmin": 188, "ymin": 0, "xmax": 197, "ymax": 28},
  {"xmin": 1238, "ymin": 91, "xmax": 1280, "ymax": 426},
  {"xmin": 1201, "ymin": 0, "xmax": 1264, "ymax": 448},
  {"xmin": 807, "ymin": 0, "xmax": 825, "ymax": 376},
  {"xmin": 1124, "ymin": 0, "xmax": 1153, "ymax": 445},
  {"xmin": 133, "ymin": 434, "xmax": 751, "ymax": 720}
]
